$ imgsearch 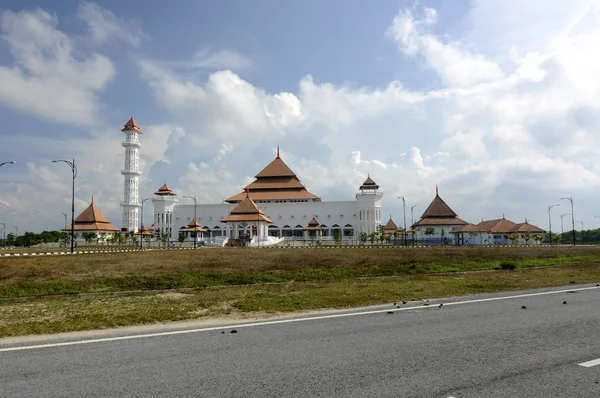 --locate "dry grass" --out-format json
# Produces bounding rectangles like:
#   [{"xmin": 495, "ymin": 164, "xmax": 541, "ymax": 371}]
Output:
[{"xmin": 1, "ymin": 263, "xmax": 598, "ymax": 337}]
